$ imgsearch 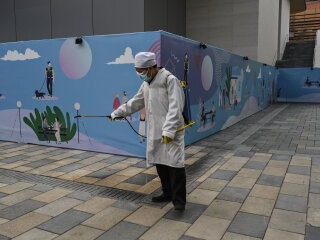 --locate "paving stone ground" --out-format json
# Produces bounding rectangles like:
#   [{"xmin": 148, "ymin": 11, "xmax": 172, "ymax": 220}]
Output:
[{"xmin": 0, "ymin": 103, "xmax": 319, "ymax": 239}]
